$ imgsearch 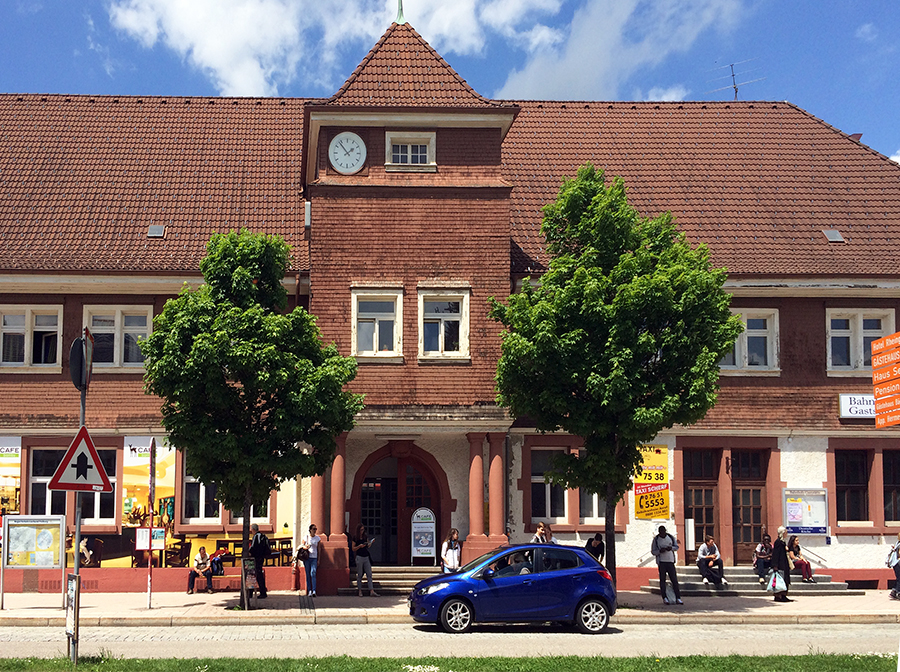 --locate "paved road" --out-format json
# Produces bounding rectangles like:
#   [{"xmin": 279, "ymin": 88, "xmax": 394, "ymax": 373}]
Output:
[{"xmin": 1, "ymin": 623, "xmax": 897, "ymax": 659}]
